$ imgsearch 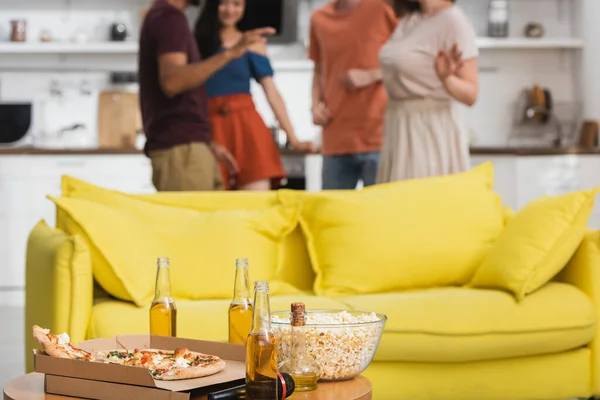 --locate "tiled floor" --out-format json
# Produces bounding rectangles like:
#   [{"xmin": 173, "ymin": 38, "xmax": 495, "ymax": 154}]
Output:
[{"xmin": 0, "ymin": 307, "xmax": 25, "ymax": 391}]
